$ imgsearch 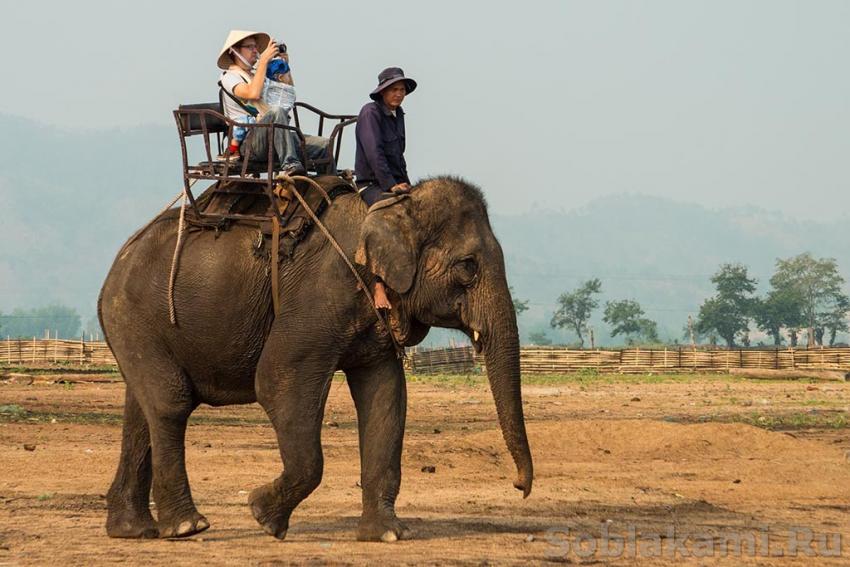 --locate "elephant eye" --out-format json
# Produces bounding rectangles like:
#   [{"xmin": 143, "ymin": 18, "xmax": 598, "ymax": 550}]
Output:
[{"xmin": 453, "ymin": 257, "xmax": 479, "ymax": 287}]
